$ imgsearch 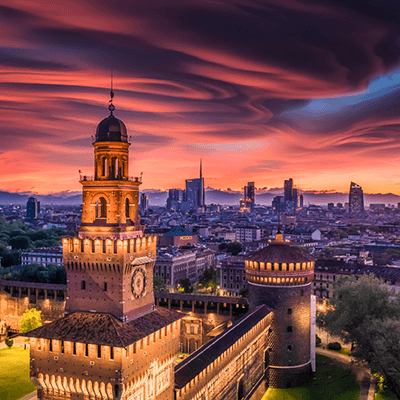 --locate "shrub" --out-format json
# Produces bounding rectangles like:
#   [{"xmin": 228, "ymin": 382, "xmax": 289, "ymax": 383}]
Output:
[
  {"xmin": 328, "ymin": 342, "xmax": 342, "ymax": 351},
  {"xmin": 5, "ymin": 337, "xmax": 13, "ymax": 348},
  {"xmin": 316, "ymin": 334, "xmax": 322, "ymax": 346}
]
